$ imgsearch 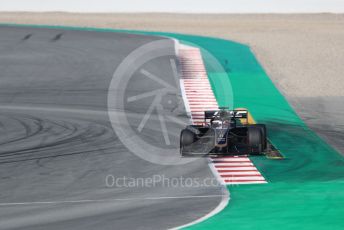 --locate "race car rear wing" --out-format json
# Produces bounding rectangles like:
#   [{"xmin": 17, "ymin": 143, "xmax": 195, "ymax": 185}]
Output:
[
  {"xmin": 235, "ymin": 110, "xmax": 248, "ymax": 119},
  {"xmin": 204, "ymin": 109, "xmax": 248, "ymax": 119},
  {"xmin": 203, "ymin": 109, "xmax": 248, "ymax": 125}
]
